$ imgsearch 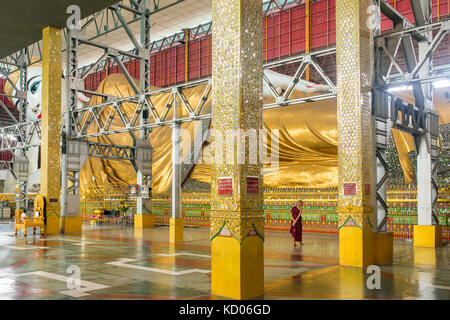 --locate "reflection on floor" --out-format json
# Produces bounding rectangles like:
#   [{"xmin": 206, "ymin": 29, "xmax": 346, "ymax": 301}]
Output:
[{"xmin": 0, "ymin": 222, "xmax": 448, "ymax": 300}]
